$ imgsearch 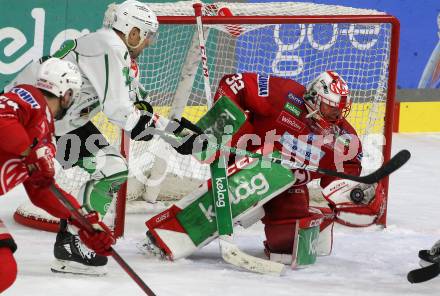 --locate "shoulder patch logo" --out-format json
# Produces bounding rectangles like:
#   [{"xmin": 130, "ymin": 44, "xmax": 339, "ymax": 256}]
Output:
[
  {"xmin": 257, "ymin": 74, "xmax": 269, "ymax": 97},
  {"xmin": 11, "ymin": 88, "xmax": 40, "ymax": 109}
]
